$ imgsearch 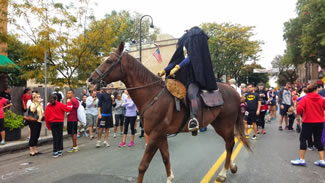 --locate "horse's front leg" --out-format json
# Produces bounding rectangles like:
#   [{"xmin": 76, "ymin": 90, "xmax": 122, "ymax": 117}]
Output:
[
  {"xmin": 137, "ymin": 132, "xmax": 160, "ymax": 183},
  {"xmin": 159, "ymin": 136, "xmax": 174, "ymax": 183}
]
